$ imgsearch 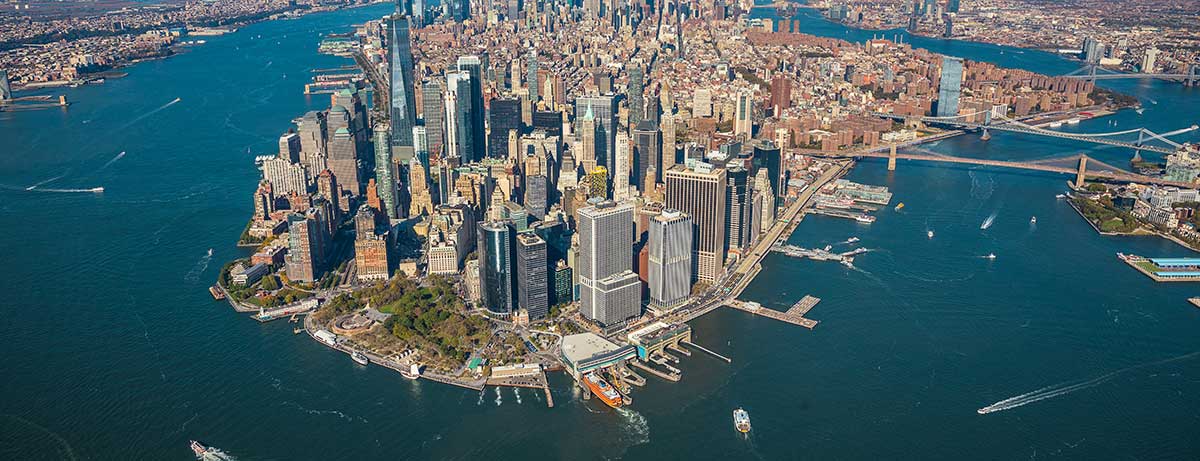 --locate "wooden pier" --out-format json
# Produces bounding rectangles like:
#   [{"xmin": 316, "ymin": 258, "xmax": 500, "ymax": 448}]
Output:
[{"xmin": 726, "ymin": 296, "xmax": 821, "ymax": 329}]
